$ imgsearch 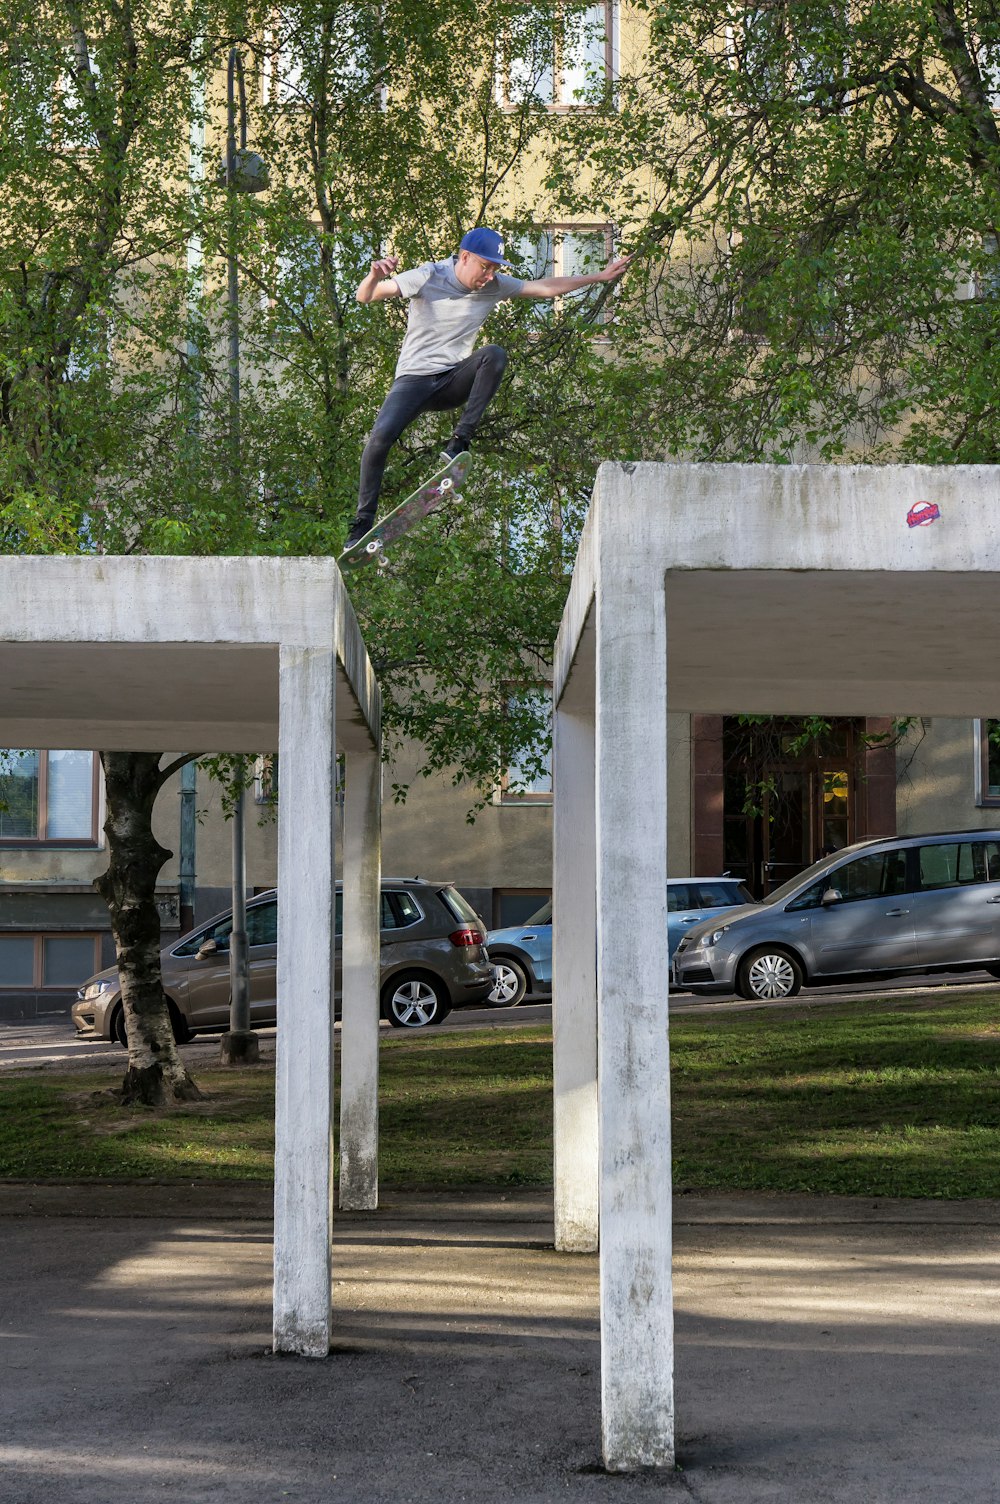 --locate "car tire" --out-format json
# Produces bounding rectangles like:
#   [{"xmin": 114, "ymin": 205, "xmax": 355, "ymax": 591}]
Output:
[
  {"xmin": 736, "ymin": 947, "xmax": 803, "ymax": 1001},
  {"xmin": 381, "ymin": 974, "xmax": 451, "ymax": 1029},
  {"xmin": 112, "ymin": 1004, "xmax": 128, "ymax": 1049},
  {"xmin": 167, "ymin": 1000, "xmax": 192, "ymax": 1045},
  {"xmin": 486, "ymin": 958, "xmax": 528, "ymax": 1007},
  {"xmin": 985, "ymin": 965, "xmax": 1000, "ymax": 980}
]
